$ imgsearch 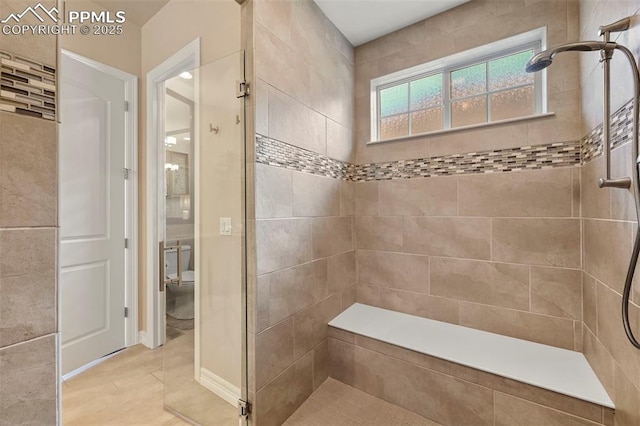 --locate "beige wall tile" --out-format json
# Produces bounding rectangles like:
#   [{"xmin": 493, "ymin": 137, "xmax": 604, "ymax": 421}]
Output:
[
  {"xmin": 459, "ymin": 302, "xmax": 575, "ymax": 349},
  {"xmin": 378, "ymin": 177, "xmax": 458, "ymax": 216},
  {"xmin": 431, "ymin": 257, "xmax": 529, "ymax": 310},
  {"xmin": 255, "ymin": 352, "xmax": 313, "ymax": 426},
  {"xmin": 0, "ymin": 113, "xmax": 57, "ymax": 227},
  {"xmin": 583, "ymin": 219, "xmax": 632, "ymax": 294},
  {"xmin": 255, "ymin": 319, "xmax": 294, "ymax": 390},
  {"xmin": 354, "ymin": 182, "xmax": 378, "ymax": 216},
  {"xmin": 341, "ymin": 284, "xmax": 357, "ymax": 311},
  {"xmin": 494, "ymin": 392, "xmax": 600, "ymax": 426},
  {"xmin": 581, "ymin": 158, "xmax": 610, "ymax": 219},
  {"xmin": 583, "ymin": 273, "xmax": 598, "ymax": 334},
  {"xmin": 254, "ymin": 0, "xmax": 293, "ymax": 46},
  {"xmin": 353, "ymin": 334, "xmax": 456, "ymax": 377},
  {"xmin": 268, "ymin": 259, "xmax": 327, "ymax": 326},
  {"xmin": 255, "ymin": 164, "xmax": 292, "ymax": 219},
  {"xmin": 355, "ymin": 284, "xmax": 380, "ymax": 306},
  {"xmin": 293, "ymin": 294, "xmax": 342, "ymax": 359},
  {"xmin": 0, "ymin": 0, "xmax": 56, "ymax": 66},
  {"xmin": 613, "ymin": 365, "xmax": 640, "ymax": 426},
  {"xmin": 328, "ymin": 327, "xmax": 356, "ymax": 345},
  {"xmin": 256, "ymin": 274, "xmax": 271, "ymax": 333},
  {"xmin": 378, "ymin": 288, "xmax": 459, "ymax": 324},
  {"xmin": 312, "ymin": 217, "xmax": 353, "ymax": 259},
  {"xmin": 404, "ymin": 217, "xmax": 491, "ymax": 260},
  {"xmin": 572, "ymin": 167, "xmax": 581, "ymax": 218},
  {"xmin": 268, "ymin": 87, "xmax": 326, "ymax": 155},
  {"xmin": 610, "ymin": 143, "xmax": 636, "ymax": 221},
  {"xmin": 0, "ymin": 335, "xmax": 57, "ymax": 424},
  {"xmin": 358, "ymin": 250, "xmax": 429, "ymax": 294},
  {"xmin": 0, "ymin": 229, "xmax": 56, "ymax": 347},
  {"xmin": 328, "ymin": 251, "xmax": 356, "ymax": 294},
  {"xmin": 355, "ymin": 216, "xmax": 403, "ymax": 251},
  {"xmin": 530, "ymin": 266, "xmax": 582, "ymax": 320},
  {"xmin": 338, "ymin": 343, "xmax": 495, "ymax": 425},
  {"xmin": 327, "ymin": 337, "xmax": 355, "ymax": 384},
  {"xmin": 458, "ymin": 168, "xmax": 573, "ymax": 218},
  {"xmin": 256, "ymin": 218, "xmax": 312, "ymax": 274},
  {"xmin": 255, "ymin": 78, "xmax": 269, "ymax": 135},
  {"xmin": 339, "ymin": 181, "xmax": 355, "ymax": 216},
  {"xmin": 312, "ymin": 339, "xmax": 329, "ymax": 390},
  {"xmin": 583, "ymin": 327, "xmax": 615, "ymax": 398},
  {"xmin": 596, "ymin": 282, "xmax": 640, "ymax": 385},
  {"xmin": 492, "ymin": 218, "xmax": 581, "ymax": 268},
  {"xmin": 327, "ymin": 119, "xmax": 354, "ymax": 164},
  {"xmin": 255, "ymin": 24, "xmax": 310, "ymax": 107},
  {"xmin": 292, "ymin": 172, "xmax": 340, "ymax": 217}
]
